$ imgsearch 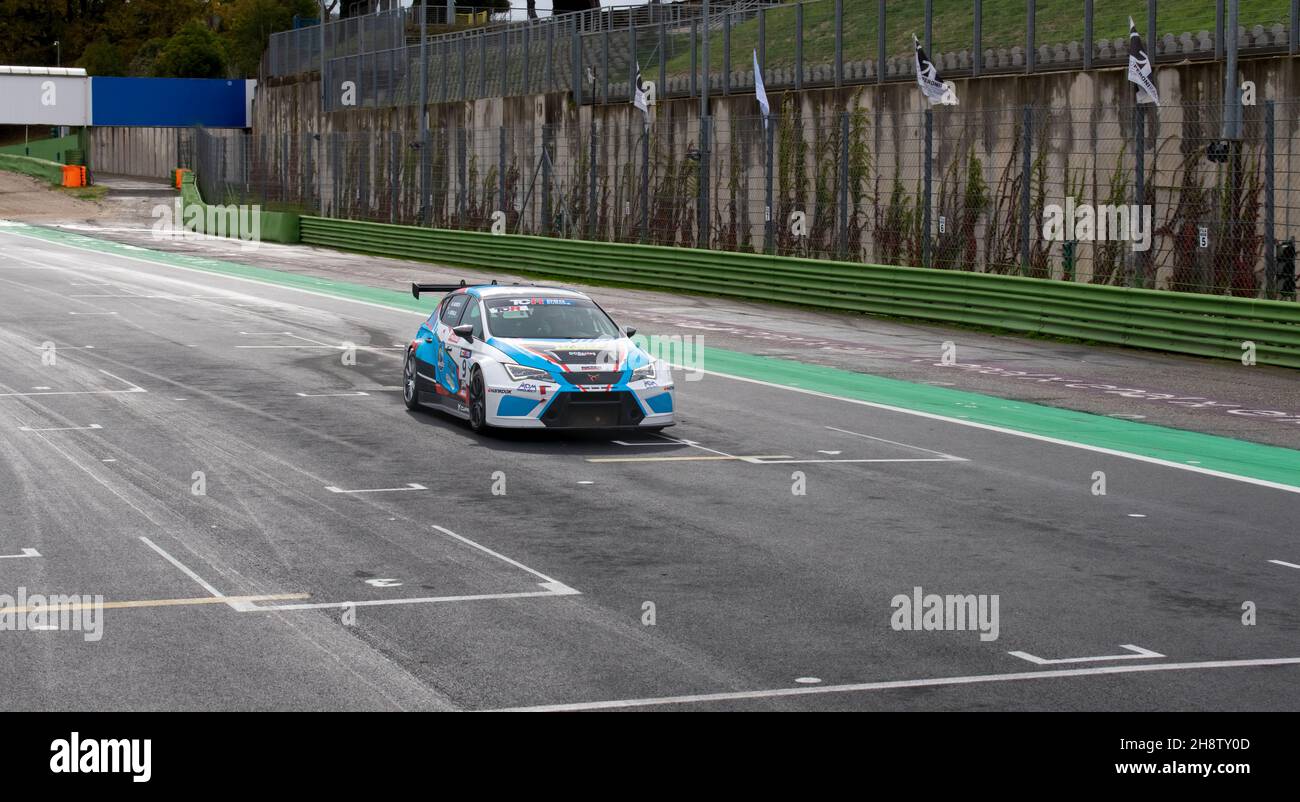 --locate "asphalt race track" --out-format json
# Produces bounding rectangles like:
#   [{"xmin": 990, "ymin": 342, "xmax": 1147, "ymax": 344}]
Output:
[{"xmin": 1, "ymin": 223, "xmax": 1297, "ymax": 711}]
